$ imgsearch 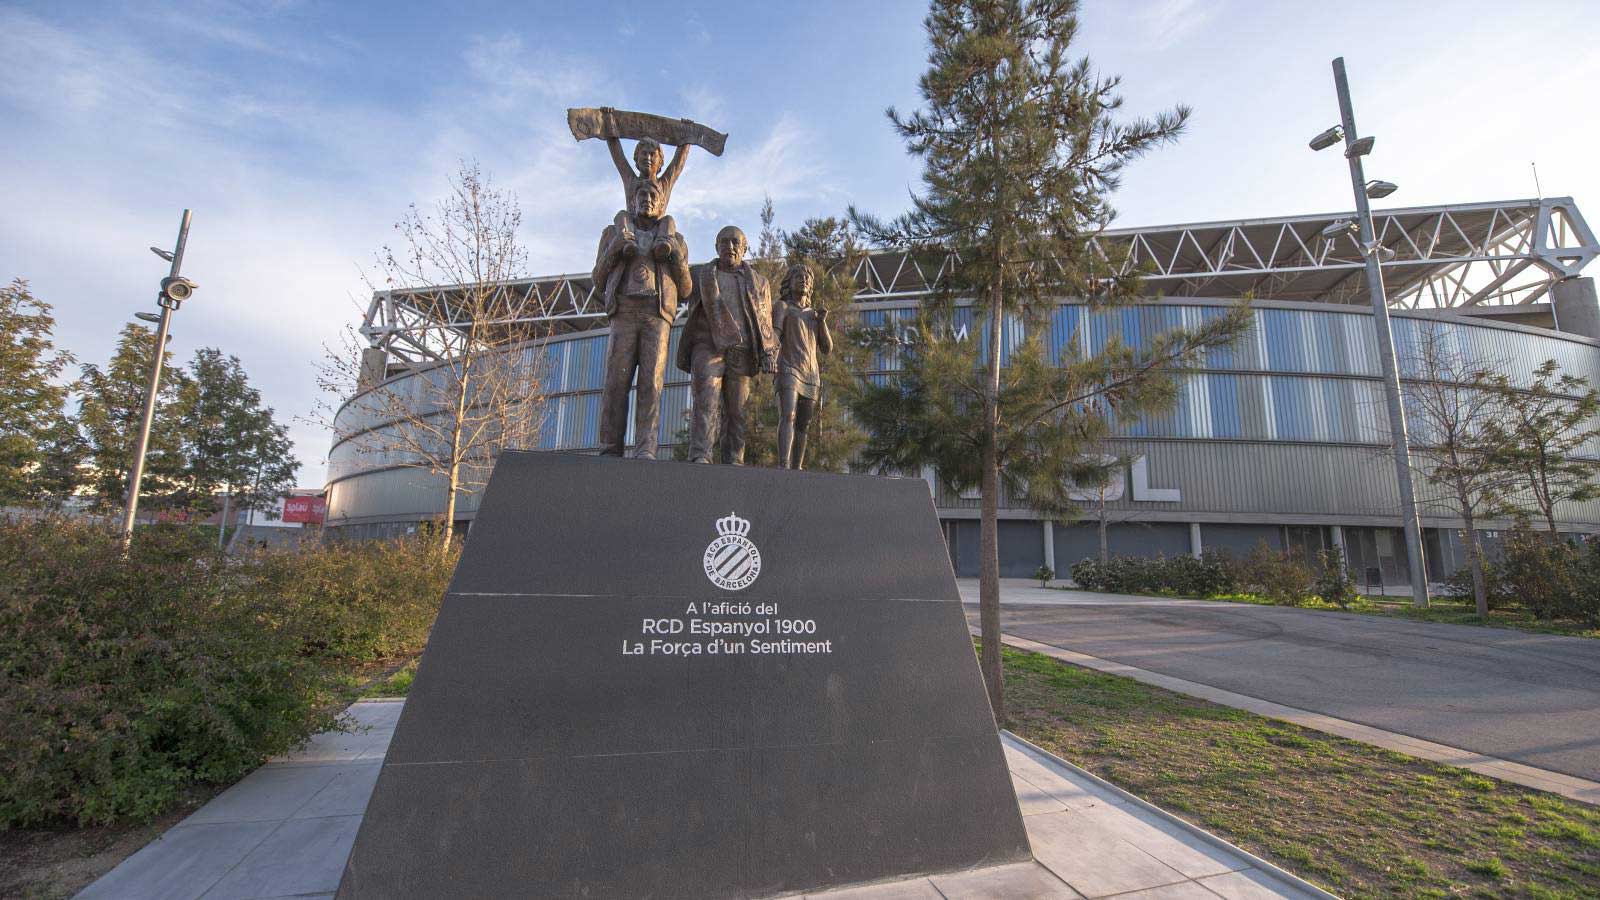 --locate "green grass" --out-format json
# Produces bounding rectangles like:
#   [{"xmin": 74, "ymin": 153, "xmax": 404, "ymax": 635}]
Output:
[
  {"xmin": 997, "ymin": 643, "xmax": 1600, "ymax": 898},
  {"xmin": 358, "ymin": 657, "xmax": 418, "ymax": 698},
  {"xmin": 1359, "ymin": 598, "xmax": 1600, "ymax": 638},
  {"xmin": 1055, "ymin": 584, "xmax": 1600, "ymax": 638}
]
